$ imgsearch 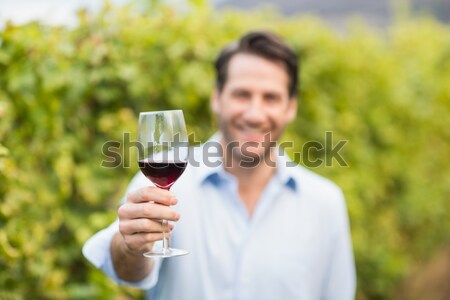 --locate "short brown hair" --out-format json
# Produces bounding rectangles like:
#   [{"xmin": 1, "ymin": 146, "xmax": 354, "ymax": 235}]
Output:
[{"xmin": 214, "ymin": 31, "xmax": 299, "ymax": 98}]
